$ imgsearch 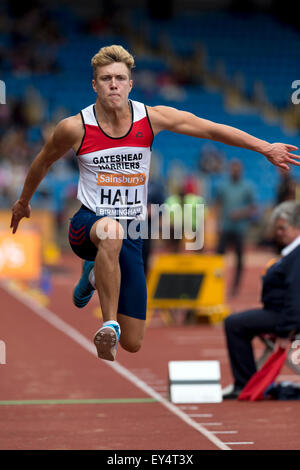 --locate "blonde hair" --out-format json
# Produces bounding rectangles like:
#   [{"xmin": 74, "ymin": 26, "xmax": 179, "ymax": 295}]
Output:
[{"xmin": 91, "ymin": 45, "xmax": 135, "ymax": 78}]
